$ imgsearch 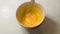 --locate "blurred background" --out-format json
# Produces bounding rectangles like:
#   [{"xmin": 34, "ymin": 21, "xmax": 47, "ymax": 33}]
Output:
[{"xmin": 0, "ymin": 0, "xmax": 60, "ymax": 34}]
